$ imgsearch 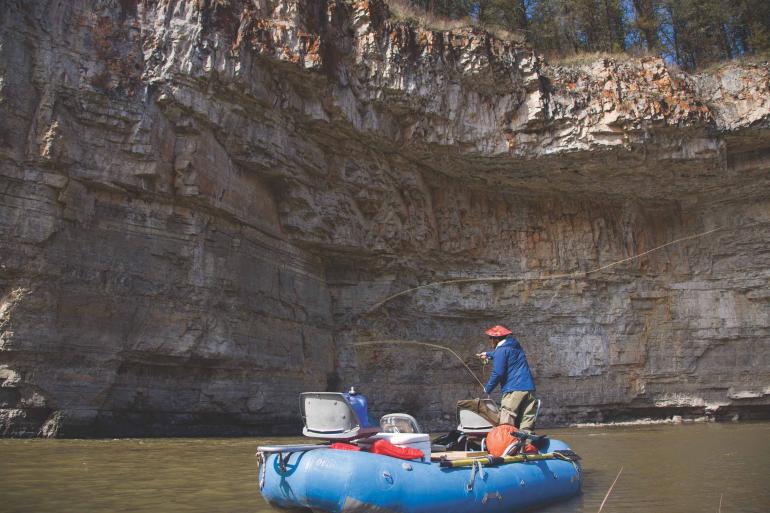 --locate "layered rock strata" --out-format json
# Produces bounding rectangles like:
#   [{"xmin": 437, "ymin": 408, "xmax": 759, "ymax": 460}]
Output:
[{"xmin": 1, "ymin": 0, "xmax": 768, "ymax": 436}]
